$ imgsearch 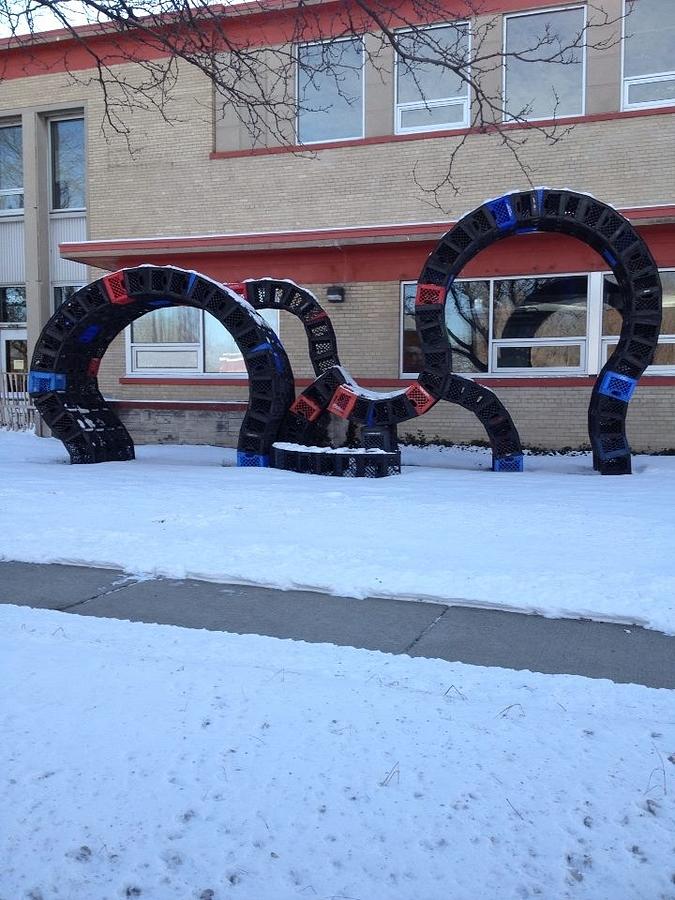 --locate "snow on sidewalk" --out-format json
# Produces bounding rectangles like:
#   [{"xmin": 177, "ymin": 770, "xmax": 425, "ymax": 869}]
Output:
[
  {"xmin": 1, "ymin": 605, "xmax": 673, "ymax": 900},
  {"xmin": 2, "ymin": 431, "xmax": 674, "ymax": 633}
]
